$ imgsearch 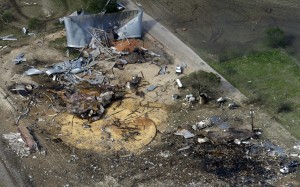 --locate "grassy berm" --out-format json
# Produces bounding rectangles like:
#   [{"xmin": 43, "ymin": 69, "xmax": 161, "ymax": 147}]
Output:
[{"xmin": 210, "ymin": 49, "xmax": 300, "ymax": 138}]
